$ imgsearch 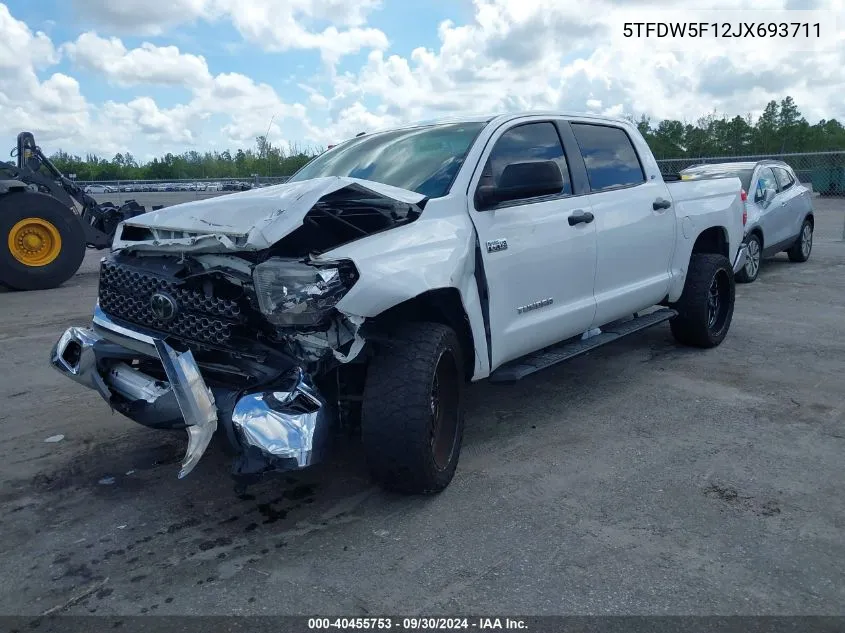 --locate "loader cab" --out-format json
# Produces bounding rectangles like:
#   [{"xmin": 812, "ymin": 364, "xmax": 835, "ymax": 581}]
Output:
[{"xmin": 16, "ymin": 132, "xmax": 40, "ymax": 173}]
